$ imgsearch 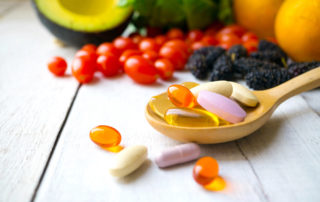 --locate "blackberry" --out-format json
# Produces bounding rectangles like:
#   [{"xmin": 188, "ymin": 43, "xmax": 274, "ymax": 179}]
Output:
[
  {"xmin": 185, "ymin": 46, "xmax": 225, "ymax": 80},
  {"xmin": 250, "ymin": 51, "xmax": 287, "ymax": 67},
  {"xmin": 245, "ymin": 68, "xmax": 290, "ymax": 90},
  {"xmin": 210, "ymin": 55, "xmax": 233, "ymax": 81},
  {"xmin": 232, "ymin": 58, "xmax": 281, "ymax": 76},
  {"xmin": 258, "ymin": 40, "xmax": 287, "ymax": 59},
  {"xmin": 227, "ymin": 45, "xmax": 247, "ymax": 61},
  {"xmin": 288, "ymin": 61, "xmax": 320, "ymax": 78}
]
